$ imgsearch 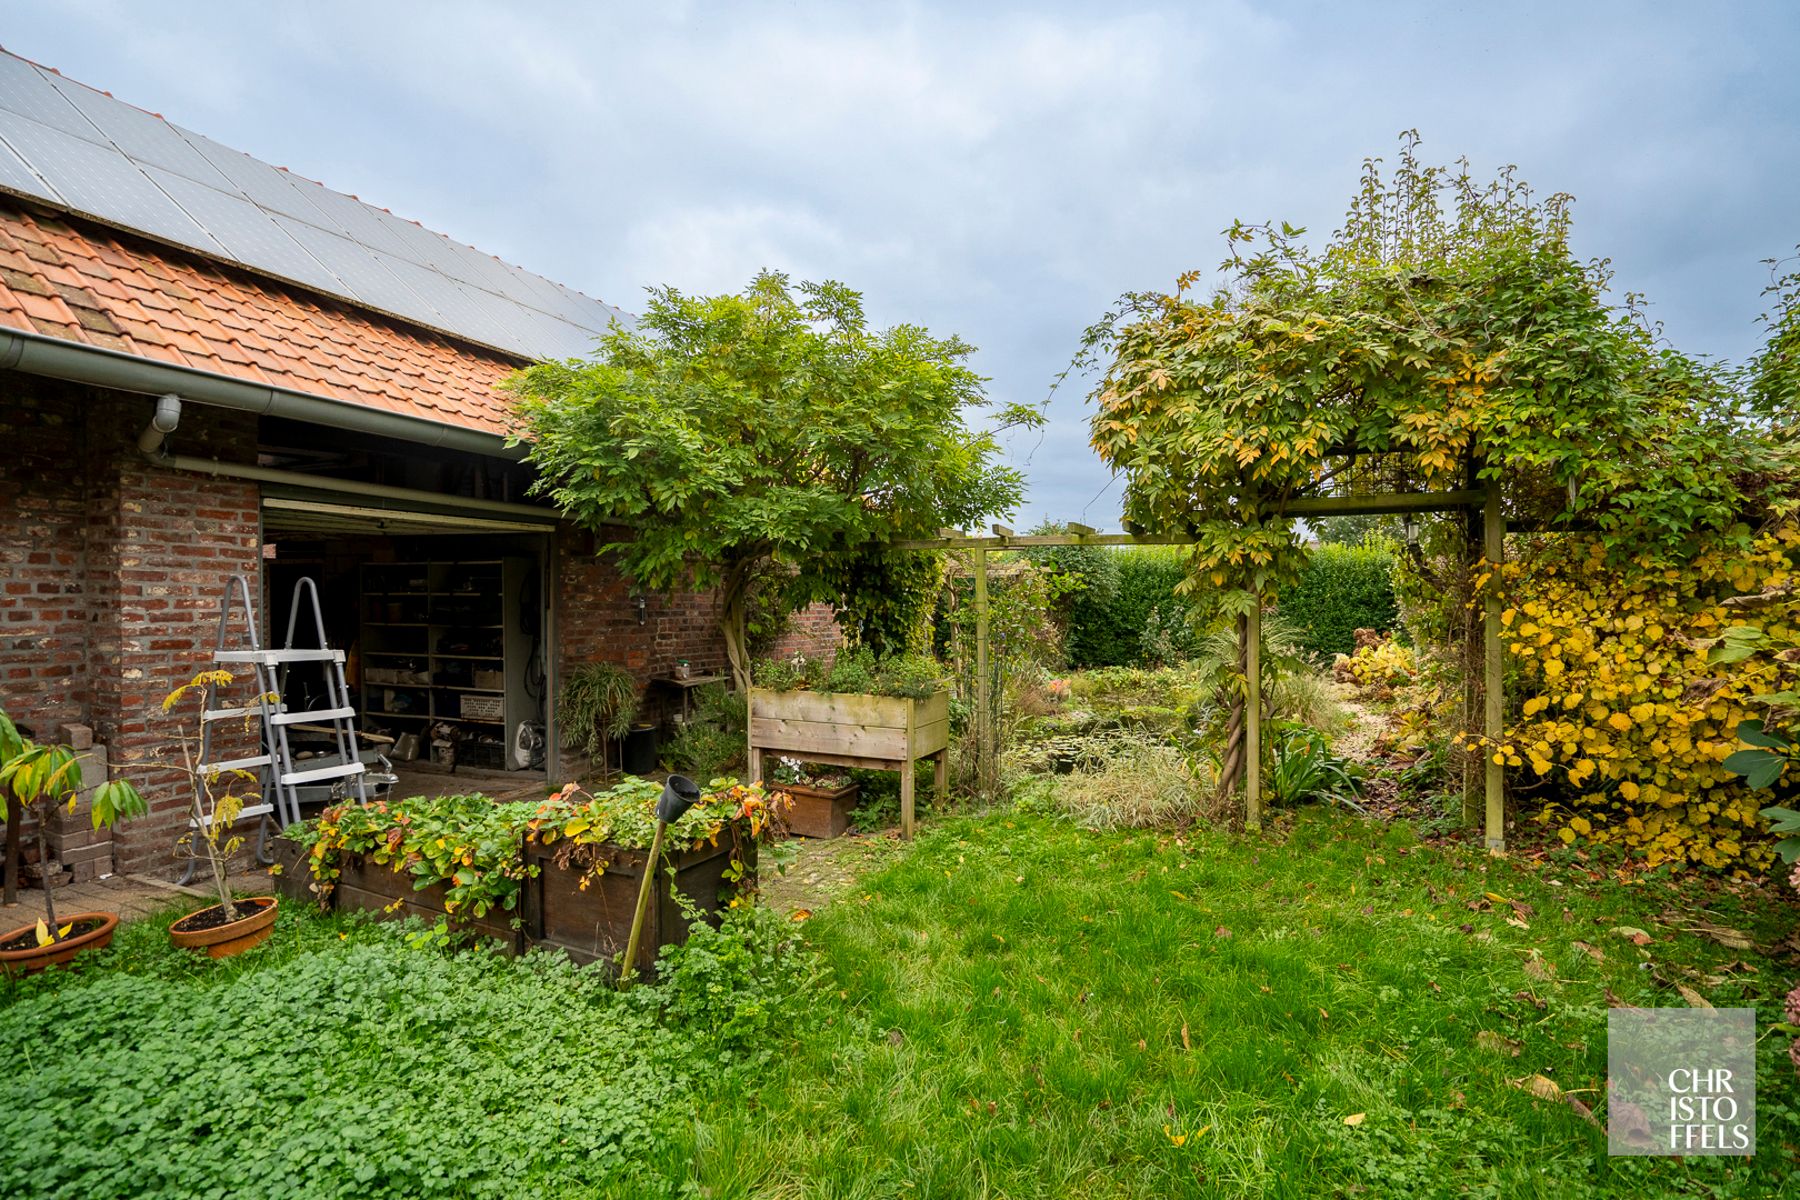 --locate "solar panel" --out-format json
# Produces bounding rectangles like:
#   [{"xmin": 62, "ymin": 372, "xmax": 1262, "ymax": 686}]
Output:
[
  {"xmin": 270, "ymin": 215, "xmax": 433, "ymax": 319},
  {"xmin": 0, "ymin": 134, "xmax": 62, "ymax": 205},
  {"xmin": 0, "ymin": 54, "xmax": 93, "ymax": 140},
  {"xmin": 0, "ymin": 48, "xmax": 629, "ymax": 359},
  {"xmin": 0, "ymin": 113, "xmax": 224, "ymax": 255},
  {"xmin": 145, "ymin": 166, "xmax": 348, "ymax": 297},
  {"xmin": 45, "ymin": 73, "xmax": 223, "ymax": 184}
]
